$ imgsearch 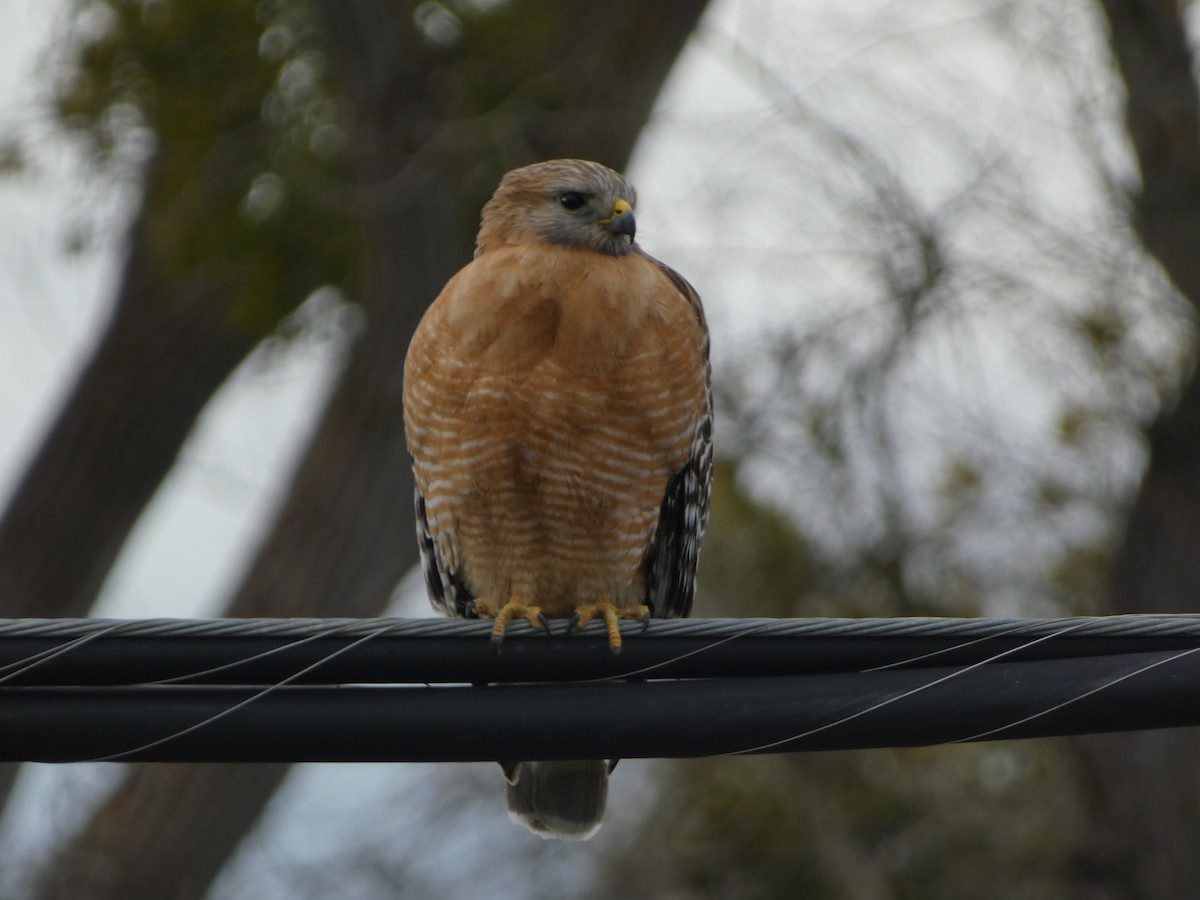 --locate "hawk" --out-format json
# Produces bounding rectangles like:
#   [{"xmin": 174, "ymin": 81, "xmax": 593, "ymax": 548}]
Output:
[{"xmin": 403, "ymin": 159, "xmax": 712, "ymax": 839}]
